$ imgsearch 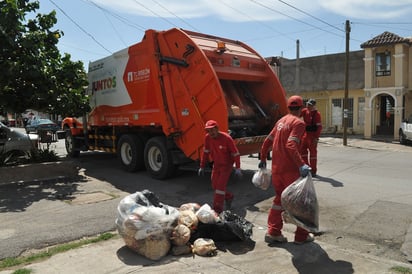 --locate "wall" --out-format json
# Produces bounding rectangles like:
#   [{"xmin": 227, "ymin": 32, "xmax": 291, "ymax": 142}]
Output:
[{"xmin": 277, "ymin": 50, "xmax": 365, "ymax": 134}]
